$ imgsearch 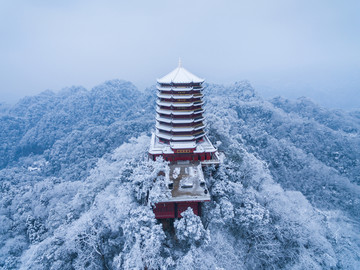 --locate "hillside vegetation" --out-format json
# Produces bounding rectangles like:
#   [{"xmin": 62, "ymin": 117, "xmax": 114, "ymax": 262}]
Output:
[{"xmin": 0, "ymin": 80, "xmax": 359, "ymax": 269}]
